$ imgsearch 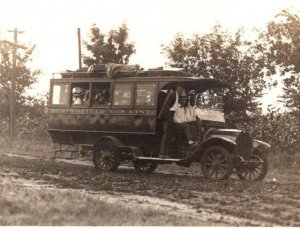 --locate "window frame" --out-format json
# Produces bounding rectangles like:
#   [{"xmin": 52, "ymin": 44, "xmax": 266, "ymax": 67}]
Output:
[
  {"xmin": 50, "ymin": 82, "xmax": 71, "ymax": 107},
  {"xmin": 134, "ymin": 82, "xmax": 157, "ymax": 109},
  {"xmin": 112, "ymin": 83, "xmax": 134, "ymax": 108},
  {"xmin": 70, "ymin": 82, "xmax": 91, "ymax": 107},
  {"xmin": 90, "ymin": 82, "xmax": 112, "ymax": 108}
]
